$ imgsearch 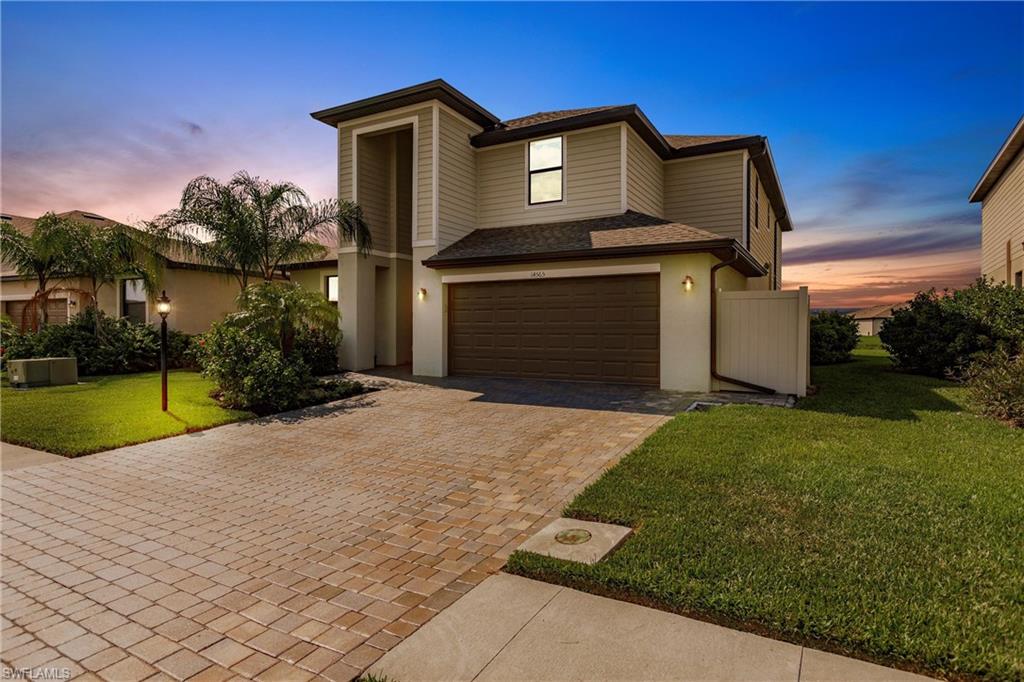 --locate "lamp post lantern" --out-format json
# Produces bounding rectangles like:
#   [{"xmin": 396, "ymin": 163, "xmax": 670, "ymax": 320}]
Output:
[{"xmin": 156, "ymin": 291, "xmax": 171, "ymax": 411}]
